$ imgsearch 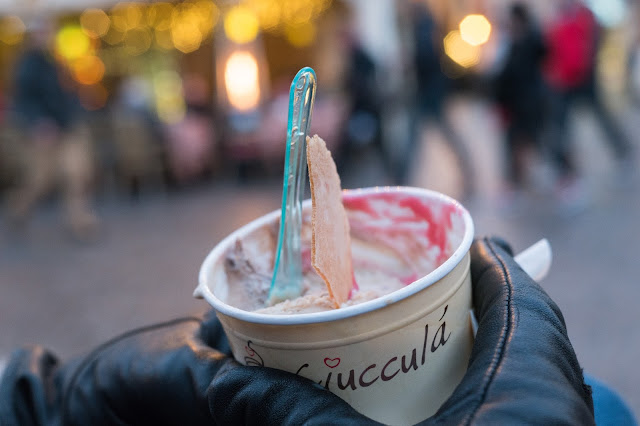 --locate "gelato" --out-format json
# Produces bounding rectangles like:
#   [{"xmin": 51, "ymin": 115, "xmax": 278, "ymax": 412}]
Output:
[{"xmin": 221, "ymin": 189, "xmax": 464, "ymax": 315}]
